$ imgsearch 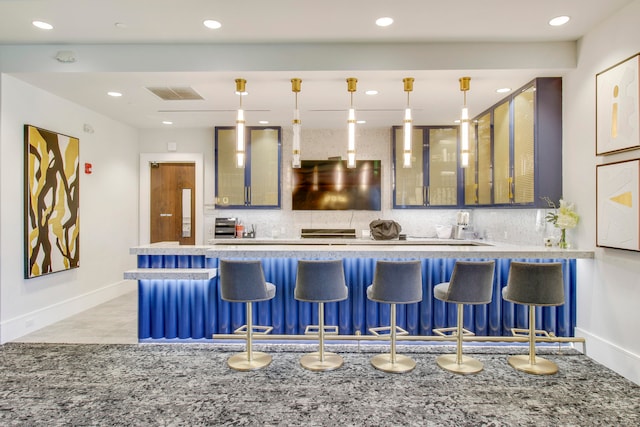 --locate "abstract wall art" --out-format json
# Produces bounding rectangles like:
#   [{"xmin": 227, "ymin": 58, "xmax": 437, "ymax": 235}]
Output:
[
  {"xmin": 596, "ymin": 159, "xmax": 640, "ymax": 251},
  {"xmin": 24, "ymin": 125, "xmax": 80, "ymax": 278},
  {"xmin": 596, "ymin": 53, "xmax": 640, "ymax": 155}
]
